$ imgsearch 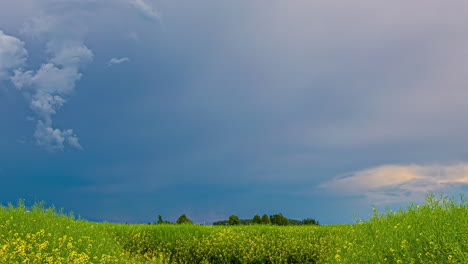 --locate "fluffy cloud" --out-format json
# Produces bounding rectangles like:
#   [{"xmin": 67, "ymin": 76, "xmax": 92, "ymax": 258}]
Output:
[
  {"xmin": 321, "ymin": 163, "xmax": 468, "ymax": 204},
  {"xmin": 107, "ymin": 57, "xmax": 129, "ymax": 66},
  {"xmin": 10, "ymin": 14, "xmax": 93, "ymax": 151},
  {"xmin": 34, "ymin": 120, "xmax": 82, "ymax": 151},
  {"xmin": 4, "ymin": 0, "xmax": 159, "ymax": 151},
  {"xmin": 0, "ymin": 30, "xmax": 28, "ymax": 80},
  {"xmin": 49, "ymin": 42, "xmax": 93, "ymax": 67},
  {"xmin": 128, "ymin": 0, "xmax": 160, "ymax": 20}
]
